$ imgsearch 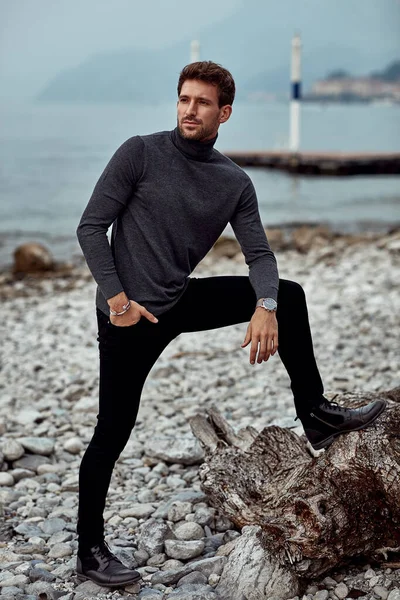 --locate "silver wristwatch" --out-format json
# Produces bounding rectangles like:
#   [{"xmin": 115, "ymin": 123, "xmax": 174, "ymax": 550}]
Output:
[{"xmin": 256, "ymin": 298, "xmax": 278, "ymax": 312}]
